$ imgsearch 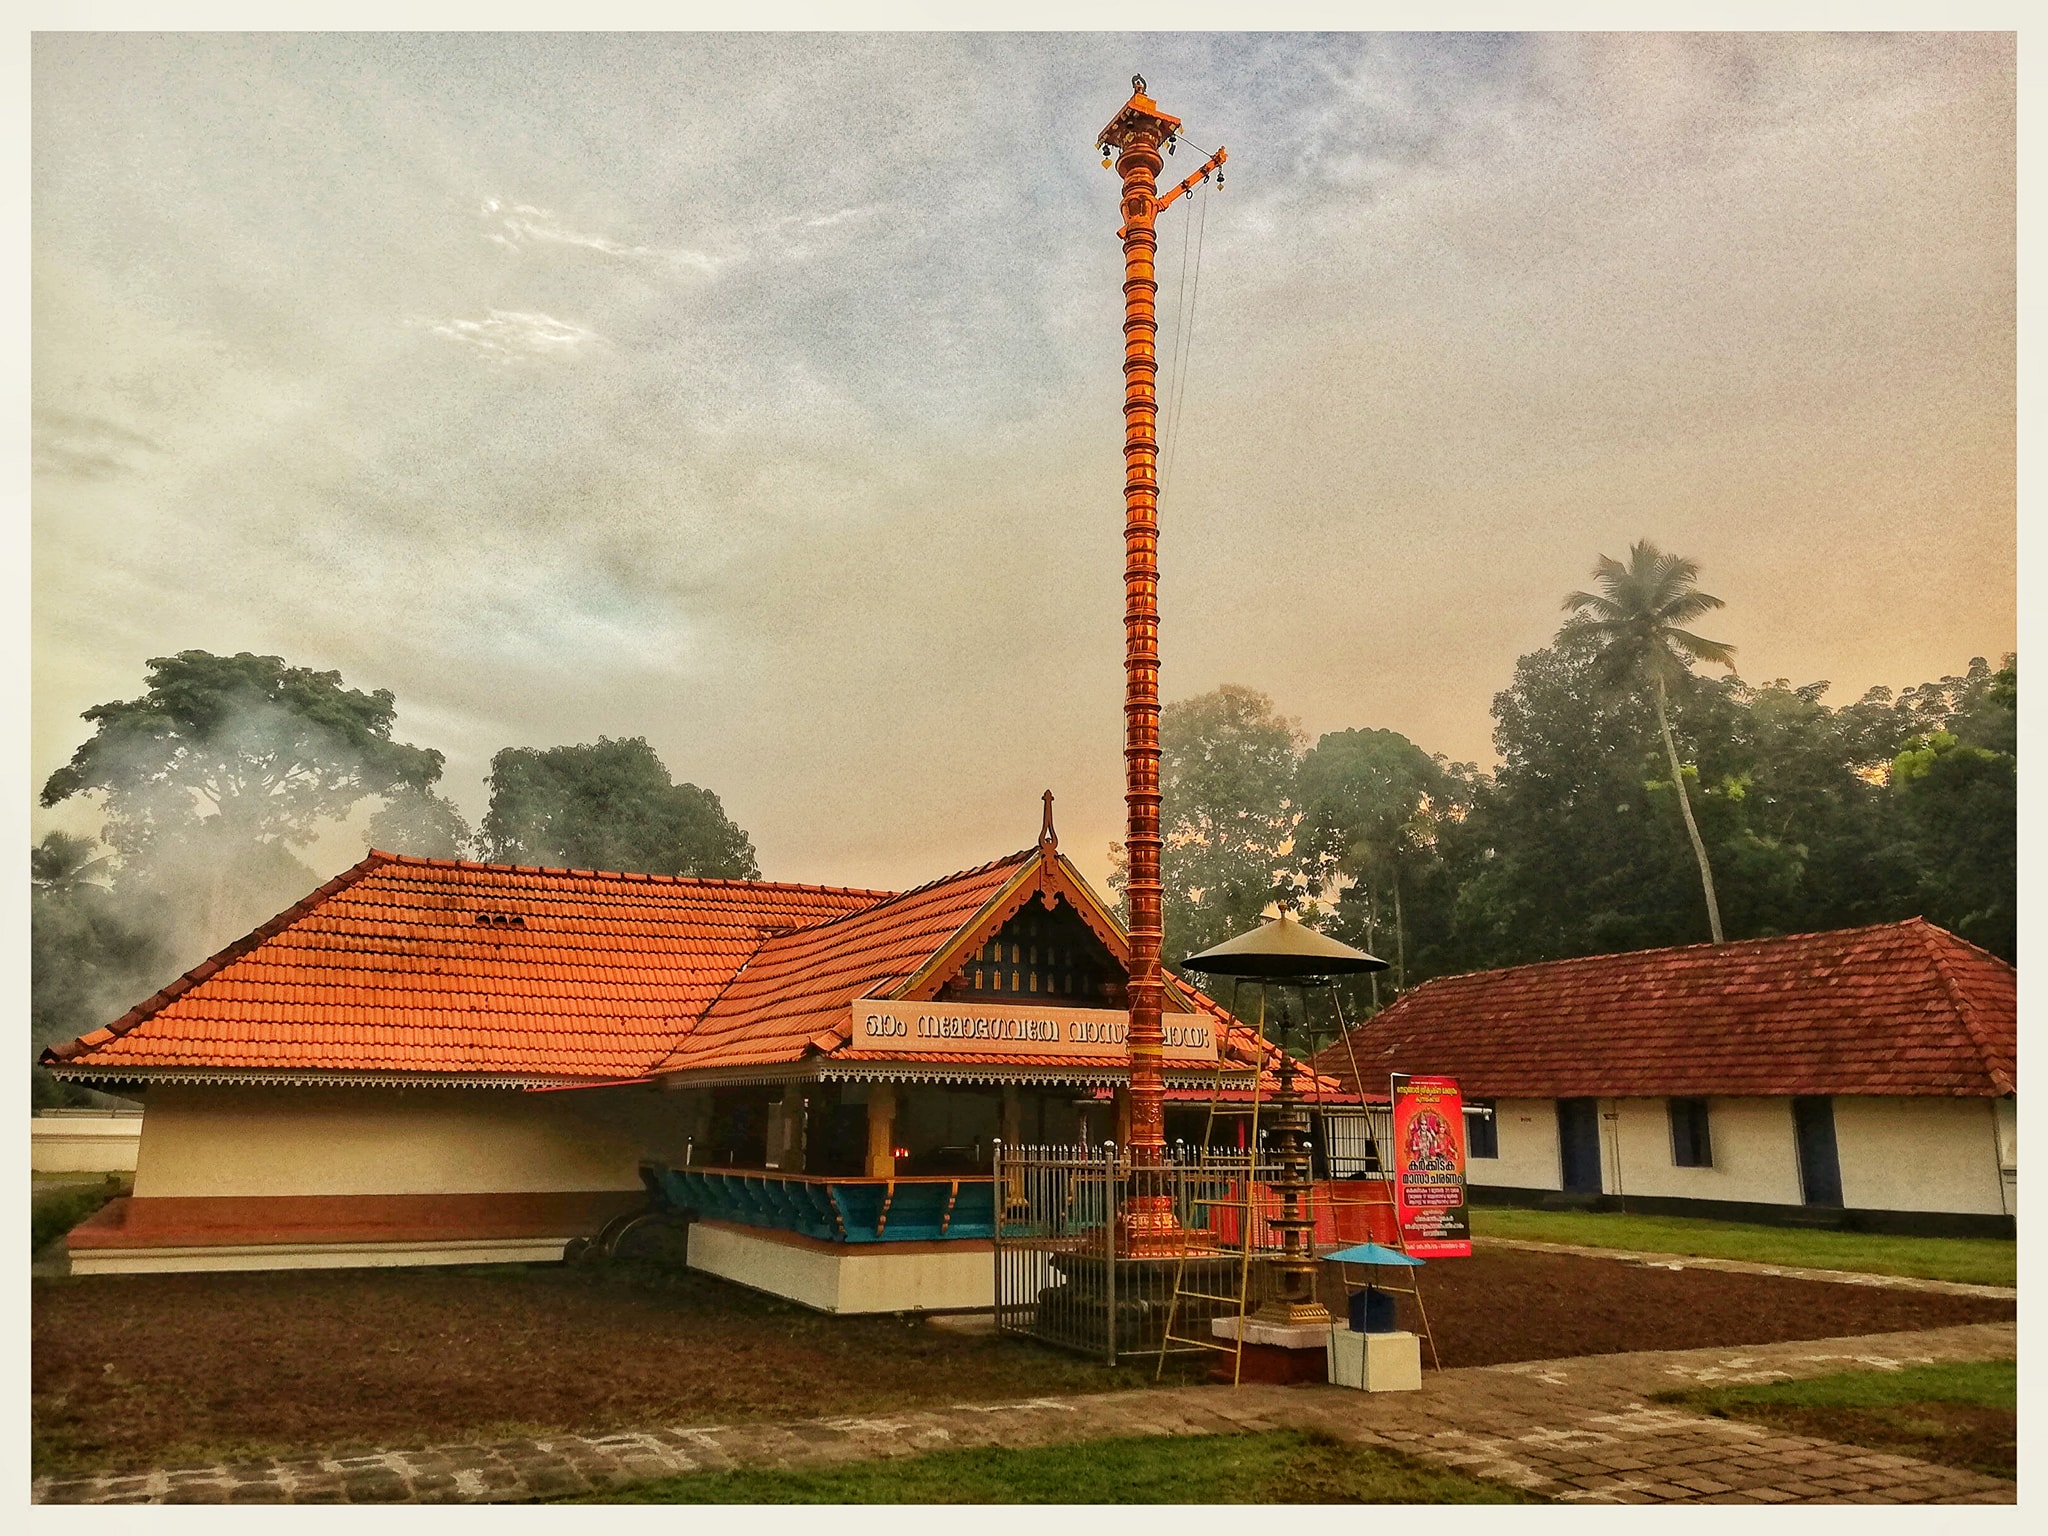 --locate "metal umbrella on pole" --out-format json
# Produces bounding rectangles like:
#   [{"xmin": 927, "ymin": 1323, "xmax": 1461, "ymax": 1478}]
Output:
[{"xmin": 1184, "ymin": 912, "xmax": 1386, "ymax": 1326}]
